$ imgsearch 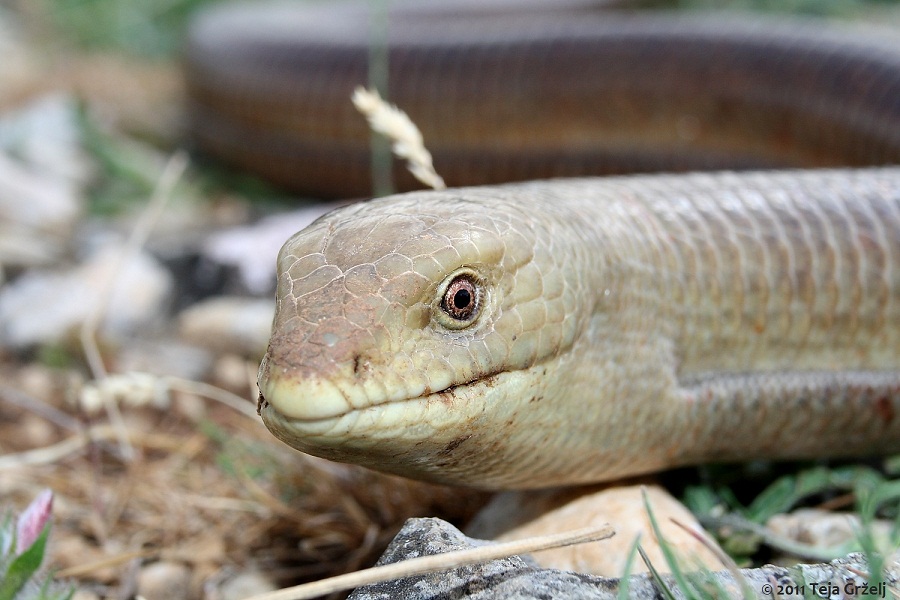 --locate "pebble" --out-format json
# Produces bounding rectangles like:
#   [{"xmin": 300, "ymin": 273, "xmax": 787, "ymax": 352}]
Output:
[
  {"xmin": 217, "ymin": 570, "xmax": 277, "ymax": 600},
  {"xmin": 211, "ymin": 353, "xmax": 256, "ymax": 392},
  {"xmin": 767, "ymin": 508, "xmax": 893, "ymax": 552},
  {"xmin": 136, "ymin": 561, "xmax": 192, "ymax": 600},
  {"xmin": 19, "ymin": 413, "xmax": 55, "ymax": 446},
  {"xmin": 174, "ymin": 391, "xmax": 208, "ymax": 423},
  {"xmin": 178, "ymin": 296, "xmax": 274, "ymax": 356}
]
